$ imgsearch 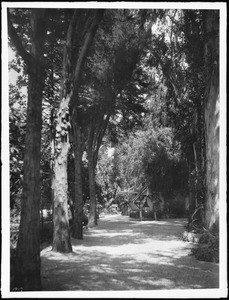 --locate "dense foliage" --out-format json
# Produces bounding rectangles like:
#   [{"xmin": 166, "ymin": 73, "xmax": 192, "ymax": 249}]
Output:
[
  {"xmin": 8, "ymin": 9, "xmax": 208, "ymax": 219},
  {"xmin": 9, "ymin": 84, "xmax": 26, "ymax": 209},
  {"xmin": 8, "ymin": 8, "xmax": 220, "ymax": 276}
]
